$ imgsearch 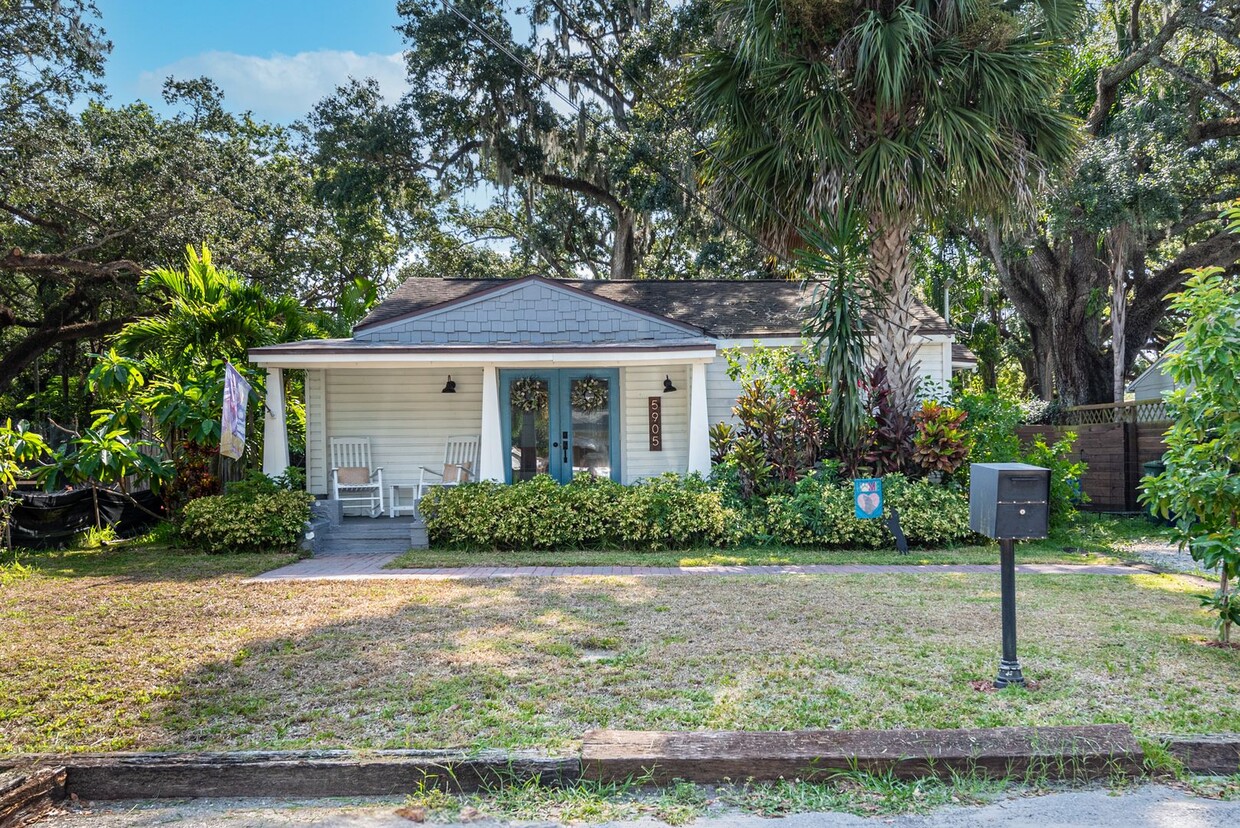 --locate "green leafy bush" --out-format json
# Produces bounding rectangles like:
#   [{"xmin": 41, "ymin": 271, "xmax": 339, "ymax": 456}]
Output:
[
  {"xmin": 178, "ymin": 490, "xmax": 313, "ymax": 554},
  {"xmin": 756, "ymin": 473, "xmax": 971, "ymax": 549},
  {"xmin": 419, "ymin": 473, "xmax": 736, "ymax": 551},
  {"xmin": 1021, "ymin": 433, "xmax": 1087, "ymax": 529},
  {"xmin": 225, "ymin": 467, "xmax": 307, "ymax": 499},
  {"xmin": 957, "ymin": 391, "xmax": 1086, "ymax": 527},
  {"xmin": 957, "ymin": 392, "xmax": 1023, "ymax": 463}
]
